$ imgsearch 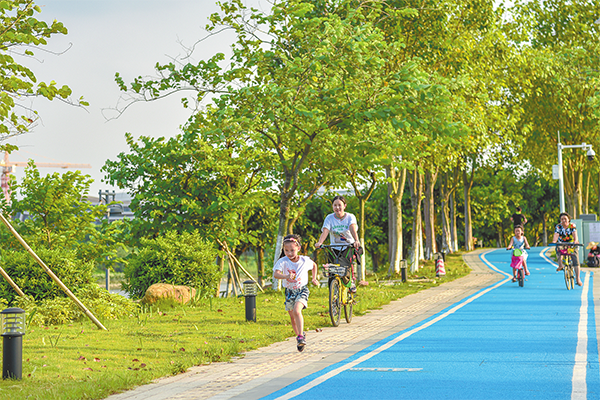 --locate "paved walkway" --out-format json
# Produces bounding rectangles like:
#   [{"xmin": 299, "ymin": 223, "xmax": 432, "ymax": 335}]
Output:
[{"xmin": 105, "ymin": 250, "xmax": 573, "ymax": 400}]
